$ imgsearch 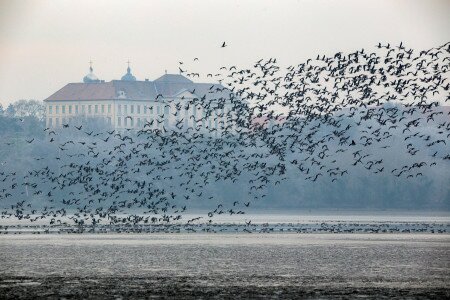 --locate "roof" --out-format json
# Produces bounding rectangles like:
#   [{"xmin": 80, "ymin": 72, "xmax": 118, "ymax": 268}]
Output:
[
  {"xmin": 45, "ymin": 74, "xmax": 232, "ymax": 102},
  {"xmin": 154, "ymin": 74, "xmax": 193, "ymax": 84},
  {"xmin": 46, "ymin": 82, "xmax": 116, "ymax": 101}
]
